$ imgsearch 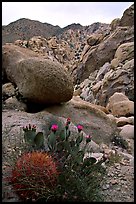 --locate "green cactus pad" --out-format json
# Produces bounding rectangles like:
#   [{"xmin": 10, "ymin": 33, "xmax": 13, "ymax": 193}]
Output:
[{"xmin": 34, "ymin": 132, "xmax": 44, "ymax": 148}]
